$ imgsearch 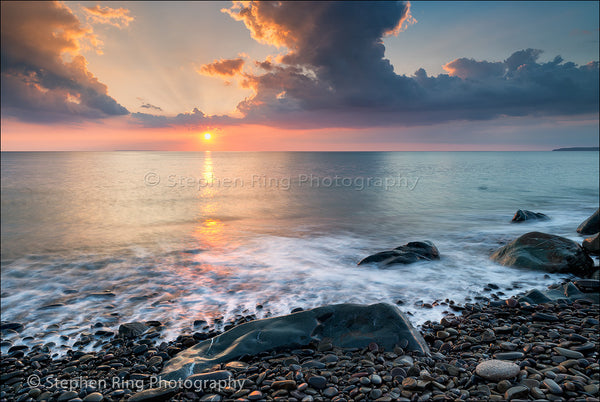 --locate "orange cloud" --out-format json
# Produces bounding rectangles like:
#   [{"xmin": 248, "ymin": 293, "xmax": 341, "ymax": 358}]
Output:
[
  {"xmin": 83, "ymin": 4, "xmax": 134, "ymax": 28},
  {"xmin": 384, "ymin": 1, "xmax": 417, "ymax": 36},
  {"xmin": 1, "ymin": 1, "xmax": 128, "ymax": 123},
  {"xmin": 198, "ymin": 58, "xmax": 245, "ymax": 78},
  {"xmin": 221, "ymin": 2, "xmax": 293, "ymax": 48}
]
